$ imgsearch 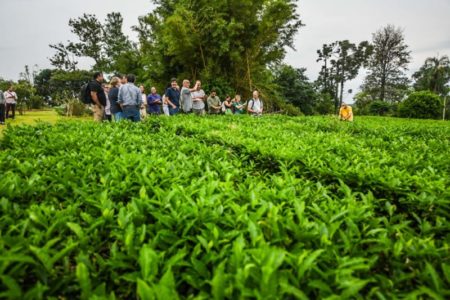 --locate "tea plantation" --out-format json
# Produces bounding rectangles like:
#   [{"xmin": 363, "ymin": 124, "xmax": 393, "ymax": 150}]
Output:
[{"xmin": 0, "ymin": 116, "xmax": 449, "ymax": 299}]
